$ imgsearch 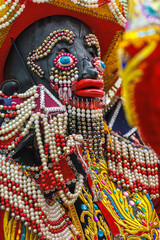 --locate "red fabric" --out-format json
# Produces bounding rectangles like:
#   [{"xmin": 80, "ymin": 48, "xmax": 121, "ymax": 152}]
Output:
[
  {"xmin": 132, "ymin": 42, "xmax": 160, "ymax": 156},
  {"xmin": 125, "ymin": 42, "xmax": 160, "ymax": 217},
  {"xmin": 97, "ymin": 201, "xmax": 120, "ymax": 236},
  {"xmin": 0, "ymin": 210, "xmax": 4, "ymax": 240},
  {"xmin": 0, "ymin": 2, "xmax": 122, "ymax": 85}
]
